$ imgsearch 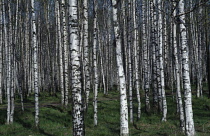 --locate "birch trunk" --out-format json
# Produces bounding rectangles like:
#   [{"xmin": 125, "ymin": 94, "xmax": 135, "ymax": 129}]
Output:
[
  {"xmin": 173, "ymin": 7, "xmax": 185, "ymax": 131},
  {"xmin": 197, "ymin": 4, "xmax": 203, "ymax": 98},
  {"xmin": 128, "ymin": 41, "xmax": 133, "ymax": 123},
  {"xmin": 157, "ymin": 0, "xmax": 167, "ymax": 120},
  {"xmin": 142, "ymin": 0, "xmax": 150, "ymax": 113},
  {"xmin": 8, "ymin": 1, "xmax": 14, "ymax": 123},
  {"xmin": 61, "ymin": 0, "xmax": 69, "ymax": 106},
  {"xmin": 93, "ymin": 0, "xmax": 98, "ymax": 126},
  {"xmin": 133, "ymin": 0, "xmax": 141, "ymax": 119},
  {"xmin": 31, "ymin": 0, "xmax": 39, "ymax": 127},
  {"xmin": 83, "ymin": 0, "xmax": 90, "ymax": 109},
  {"xmin": 112, "ymin": 0, "xmax": 129, "ymax": 135},
  {"xmin": 179, "ymin": 0, "xmax": 195, "ymax": 135},
  {"xmin": 127, "ymin": 0, "xmax": 133, "ymax": 124},
  {"xmin": 3, "ymin": 0, "xmax": 11, "ymax": 124},
  {"xmin": 151, "ymin": 0, "xmax": 158, "ymax": 110},
  {"xmin": 56, "ymin": 0, "xmax": 65, "ymax": 105},
  {"xmin": 25, "ymin": 1, "xmax": 30, "ymax": 96},
  {"xmin": 70, "ymin": 0, "xmax": 84, "ymax": 135}
]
